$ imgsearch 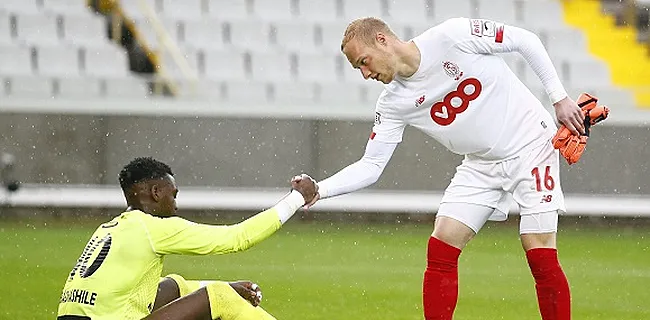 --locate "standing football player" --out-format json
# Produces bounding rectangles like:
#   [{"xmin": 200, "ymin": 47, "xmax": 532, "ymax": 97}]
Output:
[
  {"xmin": 57, "ymin": 157, "xmax": 318, "ymax": 320},
  {"xmin": 298, "ymin": 17, "xmax": 587, "ymax": 320}
]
